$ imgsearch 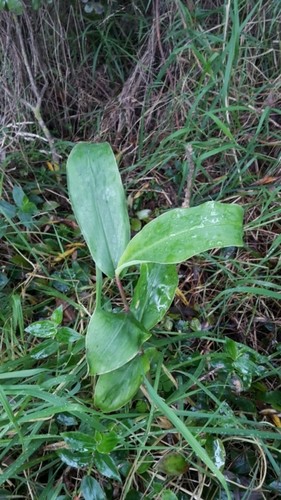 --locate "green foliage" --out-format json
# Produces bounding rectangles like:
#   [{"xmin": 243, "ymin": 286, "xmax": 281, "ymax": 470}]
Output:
[
  {"xmin": 25, "ymin": 305, "xmax": 83, "ymax": 343},
  {"xmin": 117, "ymin": 201, "xmax": 244, "ymax": 273},
  {"xmin": 94, "ymin": 351, "xmax": 151, "ymax": 412},
  {"xmin": 86, "ymin": 309, "xmax": 150, "ymax": 375},
  {"xmin": 66, "ymin": 142, "xmax": 244, "ymax": 416},
  {"xmin": 131, "ymin": 263, "xmax": 178, "ymax": 330},
  {"xmin": 0, "ymin": 185, "xmax": 38, "ymax": 229},
  {"xmin": 1, "ymin": 2, "xmax": 280, "ymax": 497},
  {"xmin": 205, "ymin": 437, "xmax": 226, "ymax": 471},
  {"xmin": 67, "ymin": 143, "xmax": 130, "ymax": 278},
  {"xmin": 0, "ymin": 0, "xmax": 53, "ymax": 13},
  {"xmin": 80, "ymin": 476, "xmax": 107, "ymax": 500}
]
